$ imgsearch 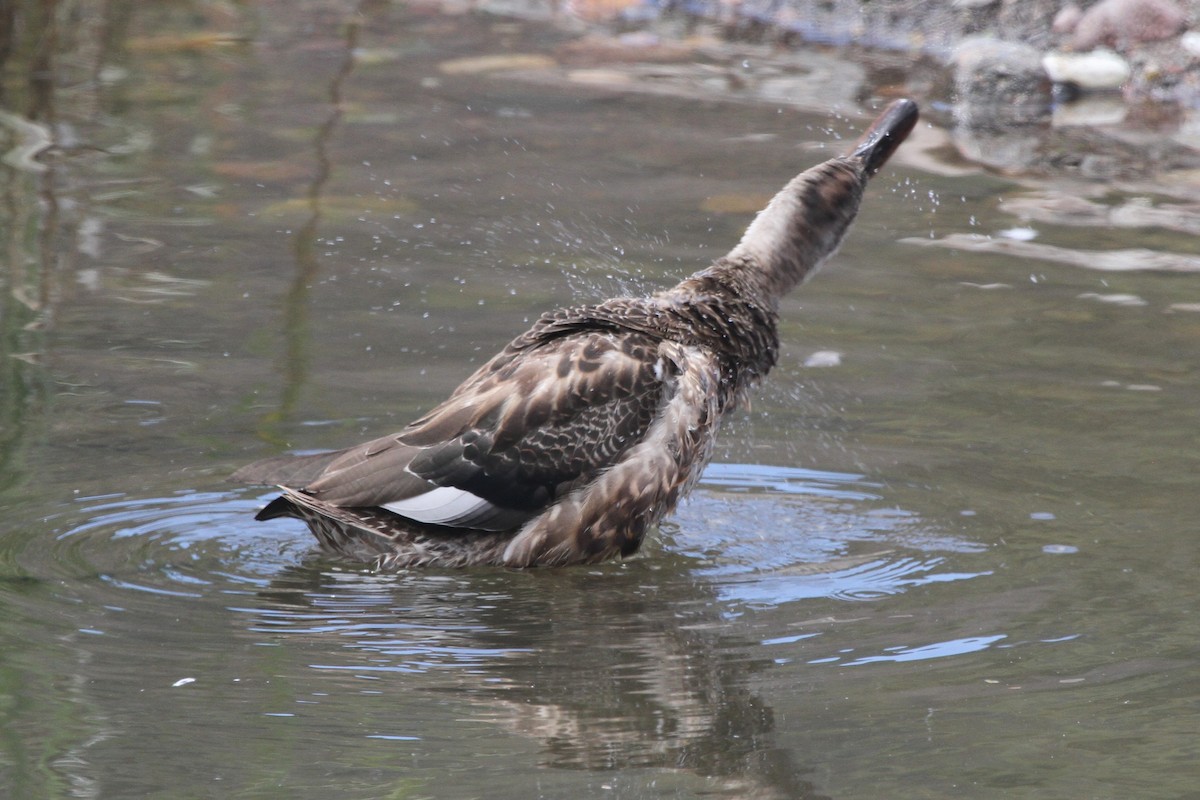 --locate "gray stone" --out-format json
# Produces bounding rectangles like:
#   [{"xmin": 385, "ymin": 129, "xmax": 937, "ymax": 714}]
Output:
[{"xmin": 954, "ymin": 36, "xmax": 1052, "ymax": 129}]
